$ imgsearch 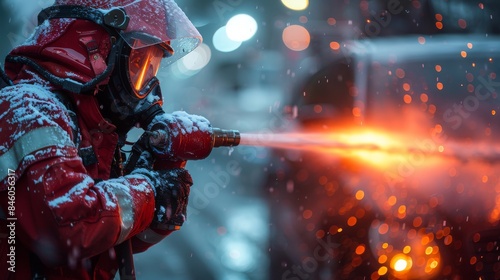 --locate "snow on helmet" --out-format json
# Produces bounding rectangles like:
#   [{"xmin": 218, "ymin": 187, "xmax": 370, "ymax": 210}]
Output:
[
  {"xmin": 5, "ymin": 0, "xmax": 202, "ymax": 95},
  {"xmin": 45, "ymin": 0, "xmax": 203, "ymax": 67}
]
